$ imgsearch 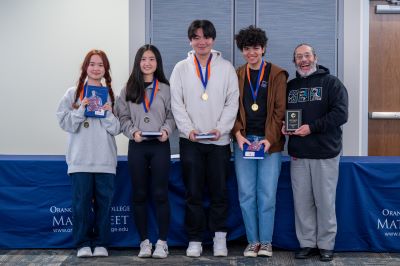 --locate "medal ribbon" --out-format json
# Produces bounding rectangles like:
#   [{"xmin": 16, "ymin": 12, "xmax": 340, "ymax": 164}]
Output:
[
  {"xmin": 79, "ymin": 83, "xmax": 88, "ymax": 100},
  {"xmin": 194, "ymin": 54, "xmax": 212, "ymax": 91},
  {"xmin": 246, "ymin": 60, "xmax": 265, "ymax": 103},
  {"xmin": 142, "ymin": 79, "xmax": 159, "ymax": 113}
]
